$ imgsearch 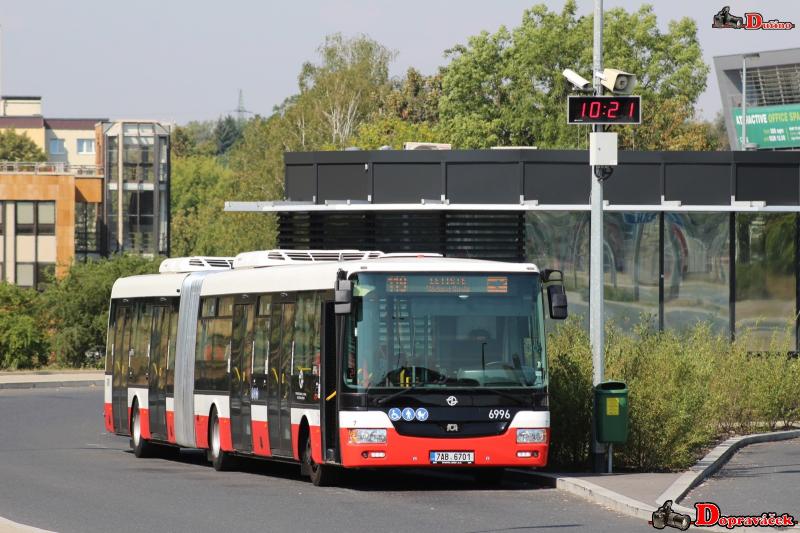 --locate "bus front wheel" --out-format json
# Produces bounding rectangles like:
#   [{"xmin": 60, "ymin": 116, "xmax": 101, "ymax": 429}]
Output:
[{"xmin": 302, "ymin": 433, "xmax": 336, "ymax": 486}]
